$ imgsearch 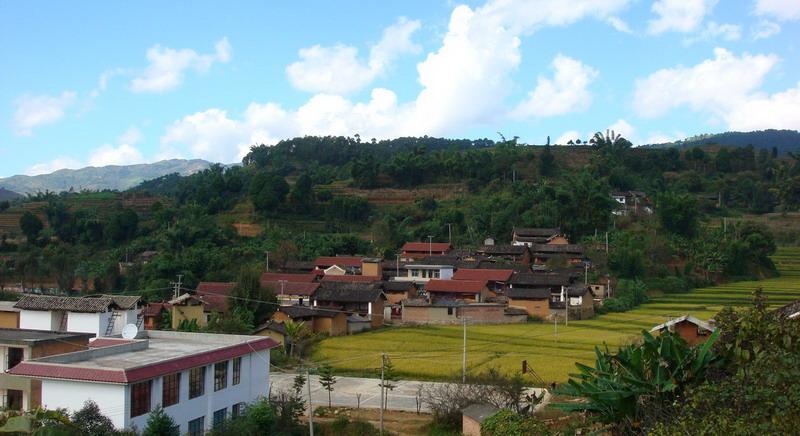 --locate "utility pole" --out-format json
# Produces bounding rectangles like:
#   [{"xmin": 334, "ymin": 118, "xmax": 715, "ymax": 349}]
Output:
[
  {"xmin": 396, "ymin": 254, "xmax": 400, "ymax": 277},
  {"xmin": 379, "ymin": 353, "xmax": 385, "ymax": 435},
  {"xmin": 584, "ymin": 263, "xmax": 588, "ymax": 285},
  {"xmin": 427, "ymin": 235, "xmax": 433, "ymax": 256},
  {"xmin": 306, "ymin": 368, "xmax": 314, "ymax": 436},
  {"xmin": 447, "ymin": 223, "xmax": 452, "ymax": 245},
  {"xmin": 172, "ymin": 274, "xmax": 183, "ymax": 299},
  {"xmin": 265, "ymin": 251, "xmax": 270, "ymax": 272},
  {"xmin": 462, "ymin": 317, "xmax": 467, "ymax": 383},
  {"xmin": 605, "ymin": 232, "xmax": 609, "ymax": 255},
  {"xmin": 554, "ymin": 313, "xmax": 558, "ymax": 341}
]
